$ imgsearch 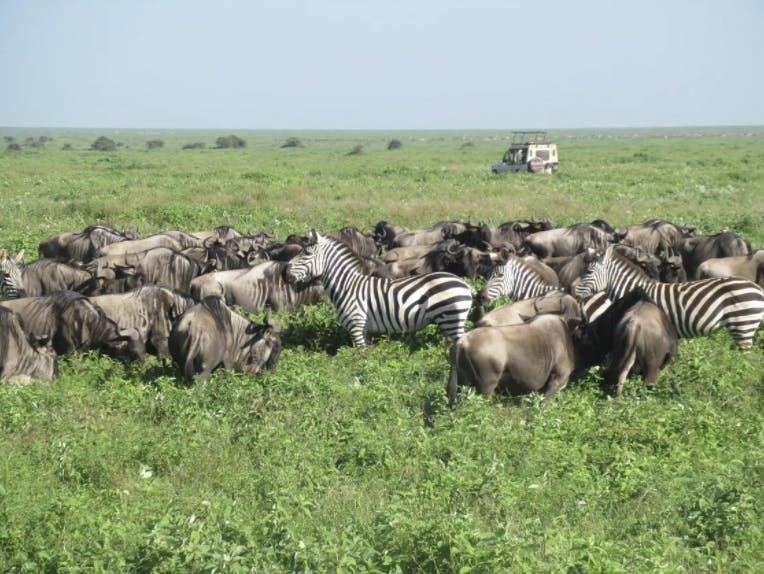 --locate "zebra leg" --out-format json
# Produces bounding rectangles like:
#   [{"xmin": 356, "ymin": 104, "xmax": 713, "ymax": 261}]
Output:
[{"xmin": 348, "ymin": 322, "xmax": 369, "ymax": 348}]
